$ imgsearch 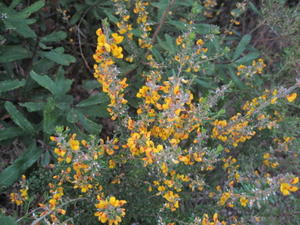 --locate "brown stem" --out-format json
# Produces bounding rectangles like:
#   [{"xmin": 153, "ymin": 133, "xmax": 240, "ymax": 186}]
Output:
[{"xmin": 151, "ymin": 0, "xmax": 176, "ymax": 44}]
